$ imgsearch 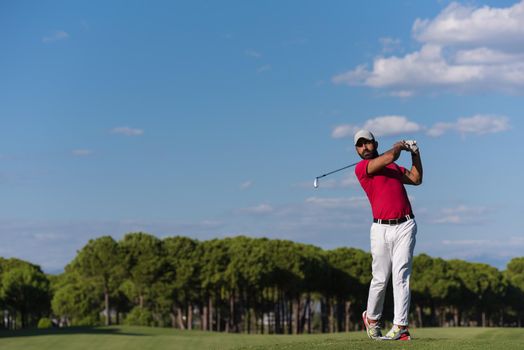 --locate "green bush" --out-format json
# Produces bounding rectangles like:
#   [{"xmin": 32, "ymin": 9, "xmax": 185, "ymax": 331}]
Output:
[
  {"xmin": 124, "ymin": 307, "xmax": 154, "ymax": 326},
  {"xmin": 37, "ymin": 318, "xmax": 53, "ymax": 329},
  {"xmin": 74, "ymin": 315, "xmax": 101, "ymax": 327}
]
